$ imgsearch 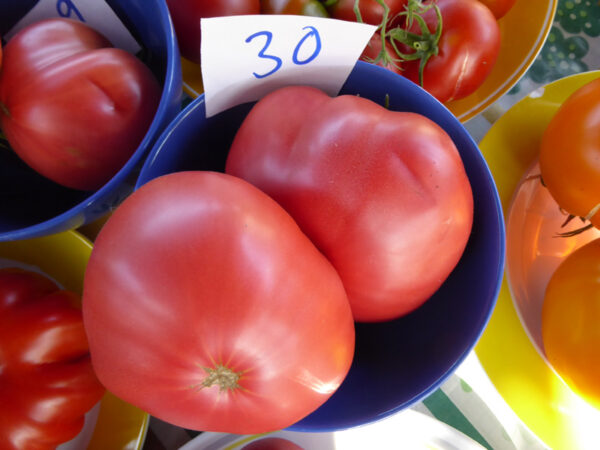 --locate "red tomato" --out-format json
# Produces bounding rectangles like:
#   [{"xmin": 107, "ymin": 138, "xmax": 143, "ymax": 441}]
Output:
[
  {"xmin": 261, "ymin": 0, "xmax": 329, "ymax": 16},
  {"xmin": 360, "ymin": 32, "xmax": 403, "ymax": 75},
  {"xmin": 0, "ymin": 268, "xmax": 105, "ymax": 450},
  {"xmin": 539, "ymin": 78, "xmax": 600, "ymax": 231},
  {"xmin": 166, "ymin": 0, "xmax": 261, "ymax": 63},
  {"xmin": 391, "ymin": 0, "xmax": 500, "ymax": 103},
  {"xmin": 477, "ymin": 0, "xmax": 516, "ymax": 19},
  {"xmin": 0, "ymin": 18, "xmax": 161, "ymax": 191},
  {"xmin": 542, "ymin": 238, "xmax": 600, "ymax": 408},
  {"xmin": 327, "ymin": 0, "xmax": 408, "ymax": 26},
  {"xmin": 82, "ymin": 171, "xmax": 355, "ymax": 434},
  {"xmin": 226, "ymin": 86, "xmax": 473, "ymax": 322}
]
